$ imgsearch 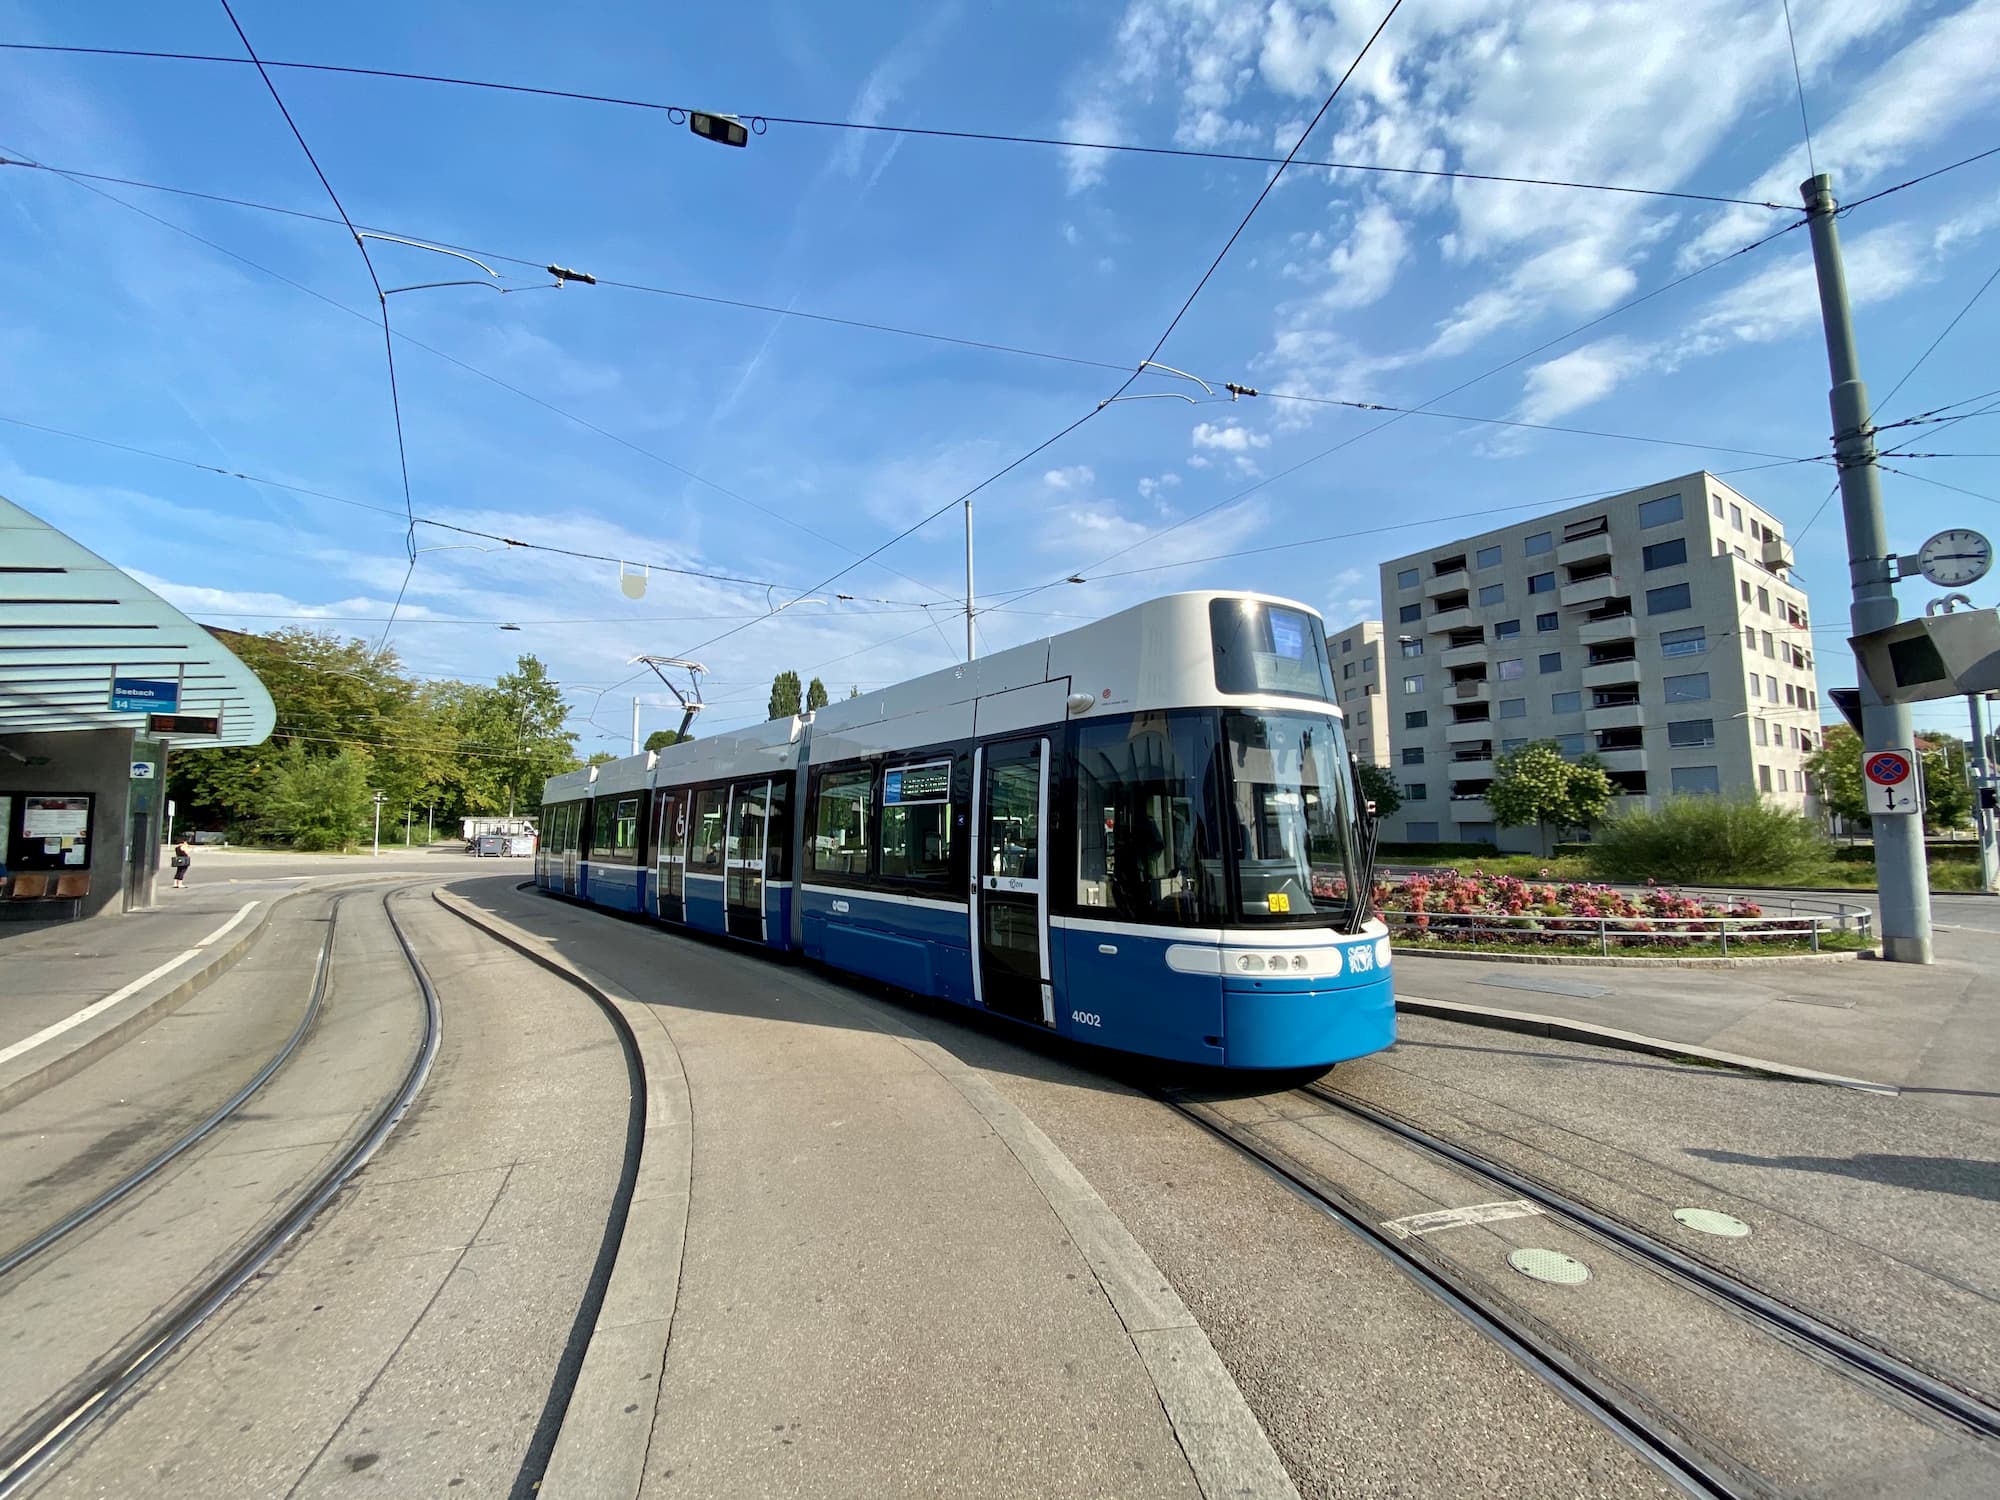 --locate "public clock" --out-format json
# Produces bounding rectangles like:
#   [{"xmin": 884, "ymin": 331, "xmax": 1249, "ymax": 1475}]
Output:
[{"xmin": 1916, "ymin": 528, "xmax": 1993, "ymax": 587}]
